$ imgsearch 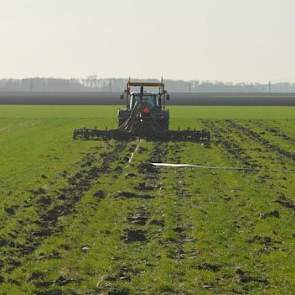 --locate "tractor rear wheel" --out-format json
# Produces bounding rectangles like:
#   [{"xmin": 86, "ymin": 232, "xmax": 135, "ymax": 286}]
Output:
[
  {"xmin": 159, "ymin": 111, "xmax": 169, "ymax": 131},
  {"xmin": 118, "ymin": 110, "xmax": 131, "ymax": 127}
]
